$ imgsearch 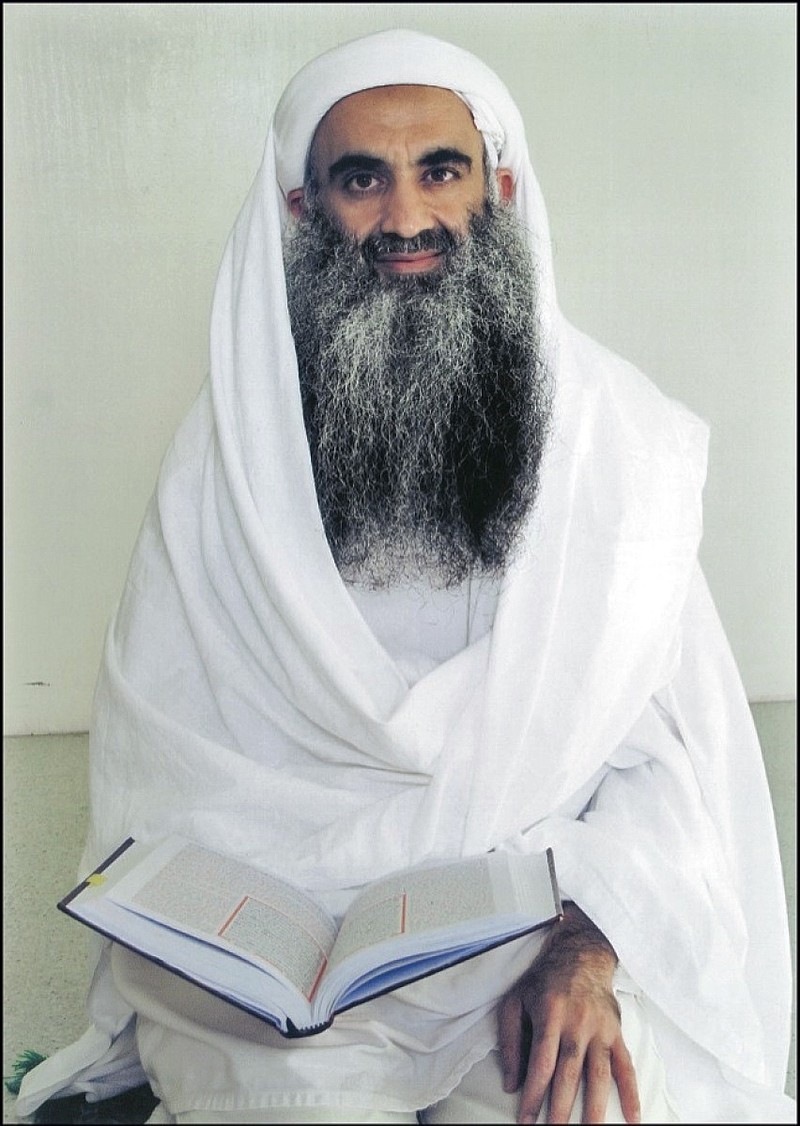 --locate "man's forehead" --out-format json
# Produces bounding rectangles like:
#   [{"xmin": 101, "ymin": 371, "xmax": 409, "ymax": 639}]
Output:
[{"xmin": 311, "ymin": 84, "xmax": 482, "ymax": 164}]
